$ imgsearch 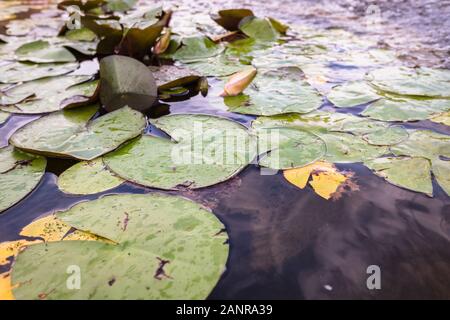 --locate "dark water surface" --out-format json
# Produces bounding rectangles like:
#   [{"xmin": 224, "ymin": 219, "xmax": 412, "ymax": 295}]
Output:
[{"xmin": 1, "ymin": 0, "xmax": 450, "ymax": 299}]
